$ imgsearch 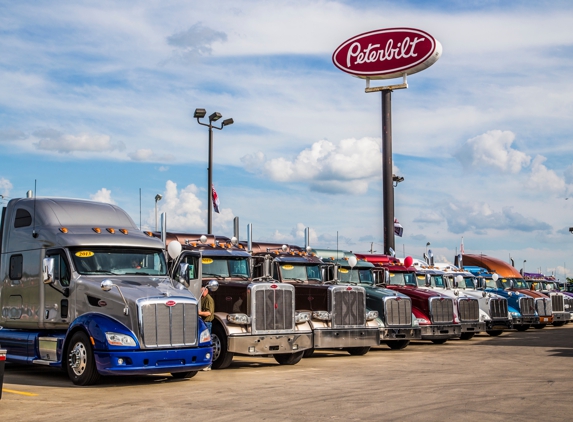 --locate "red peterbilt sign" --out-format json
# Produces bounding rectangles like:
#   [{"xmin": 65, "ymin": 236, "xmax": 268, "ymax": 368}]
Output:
[{"xmin": 332, "ymin": 28, "xmax": 442, "ymax": 80}]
